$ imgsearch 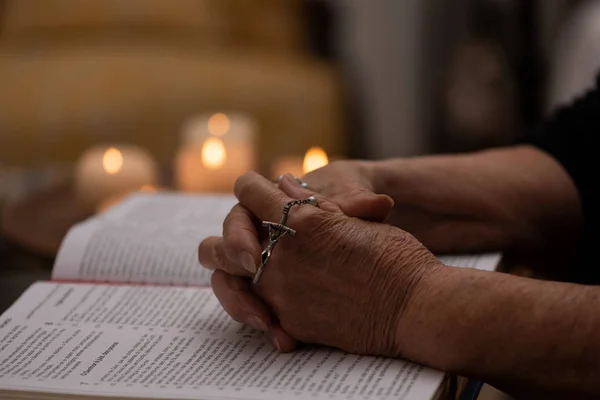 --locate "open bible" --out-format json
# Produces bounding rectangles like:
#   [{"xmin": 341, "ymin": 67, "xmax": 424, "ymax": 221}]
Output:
[{"xmin": 0, "ymin": 193, "xmax": 501, "ymax": 400}]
